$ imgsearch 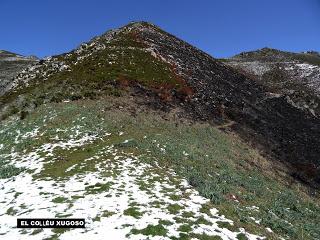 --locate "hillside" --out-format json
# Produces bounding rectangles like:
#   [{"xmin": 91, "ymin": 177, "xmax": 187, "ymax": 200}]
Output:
[
  {"xmin": 224, "ymin": 48, "xmax": 320, "ymax": 116},
  {"xmin": 2, "ymin": 22, "xmax": 320, "ymax": 187},
  {"xmin": 0, "ymin": 22, "xmax": 320, "ymax": 239},
  {"xmin": 223, "ymin": 48, "xmax": 320, "ymax": 187},
  {"xmin": 0, "ymin": 50, "xmax": 38, "ymax": 96}
]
